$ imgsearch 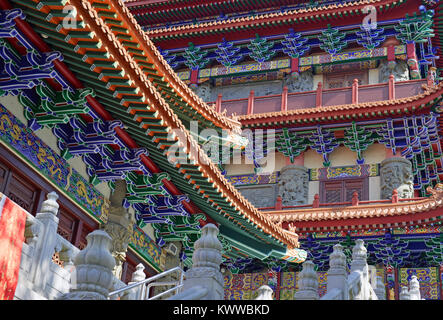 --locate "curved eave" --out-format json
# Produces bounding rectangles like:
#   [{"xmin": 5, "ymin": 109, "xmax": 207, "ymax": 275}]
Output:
[
  {"xmin": 5, "ymin": 0, "xmax": 298, "ymax": 251},
  {"xmin": 264, "ymin": 187, "xmax": 443, "ymax": 232},
  {"xmin": 145, "ymin": 0, "xmax": 407, "ymax": 39}
]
